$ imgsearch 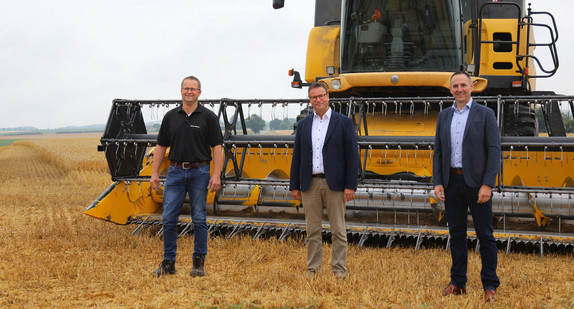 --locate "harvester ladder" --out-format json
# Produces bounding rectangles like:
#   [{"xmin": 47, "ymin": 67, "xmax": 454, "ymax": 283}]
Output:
[
  {"xmin": 476, "ymin": 2, "xmax": 559, "ymax": 83},
  {"xmin": 518, "ymin": 5, "xmax": 559, "ymax": 79}
]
